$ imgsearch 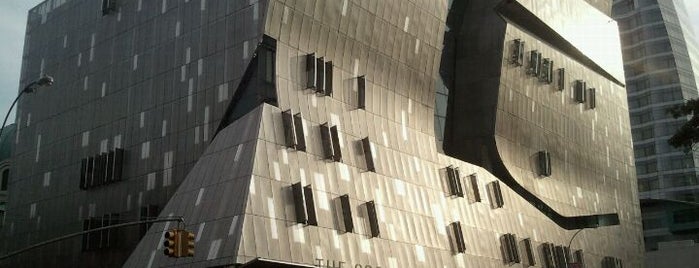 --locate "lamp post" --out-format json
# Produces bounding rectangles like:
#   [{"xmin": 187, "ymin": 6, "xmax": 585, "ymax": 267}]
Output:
[{"xmin": 0, "ymin": 75, "xmax": 54, "ymax": 139}]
